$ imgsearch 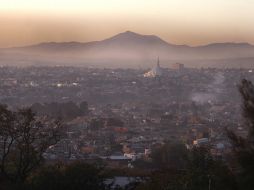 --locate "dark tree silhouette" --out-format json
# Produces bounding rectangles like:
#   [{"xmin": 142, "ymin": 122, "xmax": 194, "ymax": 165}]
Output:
[
  {"xmin": 31, "ymin": 101, "xmax": 89, "ymax": 120},
  {"xmin": 185, "ymin": 146, "xmax": 236, "ymax": 190},
  {"xmin": 29, "ymin": 162, "xmax": 110, "ymax": 190},
  {"xmin": 79, "ymin": 101, "xmax": 89, "ymax": 115},
  {"xmin": 151, "ymin": 142, "xmax": 188, "ymax": 170},
  {"xmin": 137, "ymin": 142, "xmax": 236, "ymax": 190},
  {"xmin": 0, "ymin": 105, "xmax": 62, "ymax": 185},
  {"xmin": 227, "ymin": 79, "xmax": 254, "ymax": 190}
]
